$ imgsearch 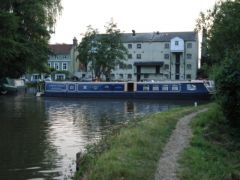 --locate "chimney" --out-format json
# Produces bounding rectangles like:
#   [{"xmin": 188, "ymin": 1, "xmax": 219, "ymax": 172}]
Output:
[
  {"xmin": 73, "ymin": 37, "xmax": 78, "ymax": 46},
  {"xmin": 132, "ymin": 30, "xmax": 136, "ymax": 36}
]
